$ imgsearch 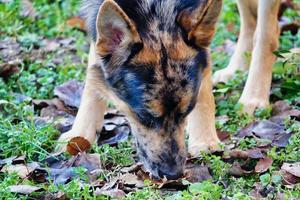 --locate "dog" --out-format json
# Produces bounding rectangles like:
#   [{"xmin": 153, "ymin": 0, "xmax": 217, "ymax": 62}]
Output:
[{"xmin": 58, "ymin": 0, "xmax": 281, "ymax": 180}]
